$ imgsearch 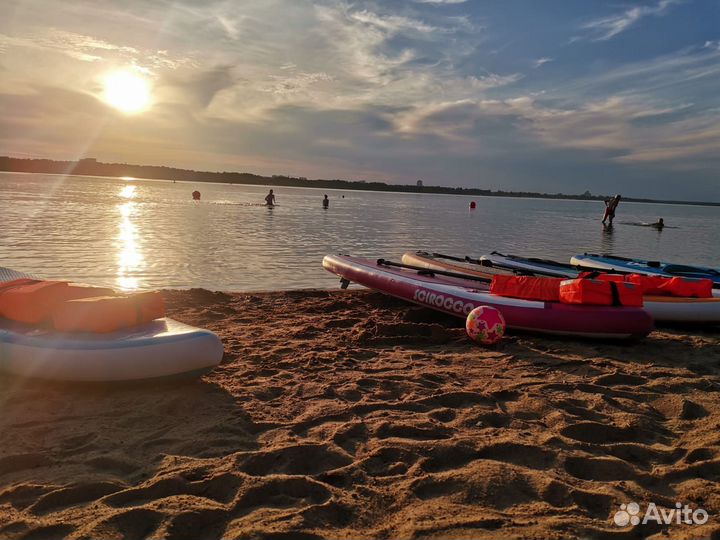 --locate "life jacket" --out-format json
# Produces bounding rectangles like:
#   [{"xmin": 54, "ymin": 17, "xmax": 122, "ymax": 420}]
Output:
[
  {"xmin": 52, "ymin": 292, "xmax": 165, "ymax": 333},
  {"xmin": 0, "ymin": 279, "xmax": 117, "ymax": 325},
  {"xmin": 578, "ymin": 272, "xmax": 712, "ymax": 298},
  {"xmin": 490, "ymin": 275, "xmax": 563, "ymax": 302},
  {"xmin": 559, "ymin": 278, "xmax": 643, "ymax": 307}
]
